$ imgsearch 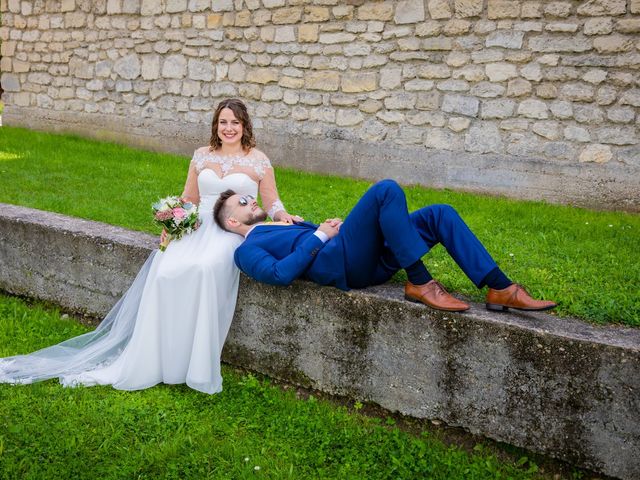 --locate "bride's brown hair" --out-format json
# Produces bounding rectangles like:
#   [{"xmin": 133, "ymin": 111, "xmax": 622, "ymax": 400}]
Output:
[{"xmin": 209, "ymin": 98, "xmax": 256, "ymax": 152}]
